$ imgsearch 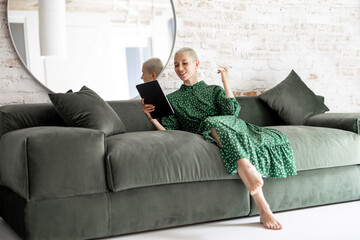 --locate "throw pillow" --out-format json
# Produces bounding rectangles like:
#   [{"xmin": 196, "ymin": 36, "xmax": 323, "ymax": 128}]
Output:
[
  {"xmin": 49, "ymin": 86, "xmax": 127, "ymax": 136},
  {"xmin": 259, "ymin": 70, "xmax": 329, "ymax": 125}
]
